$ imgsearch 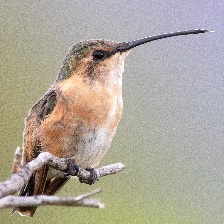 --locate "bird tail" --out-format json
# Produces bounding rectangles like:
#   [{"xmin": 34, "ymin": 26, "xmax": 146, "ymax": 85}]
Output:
[
  {"xmin": 13, "ymin": 165, "xmax": 48, "ymax": 217},
  {"xmin": 13, "ymin": 165, "xmax": 70, "ymax": 217}
]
